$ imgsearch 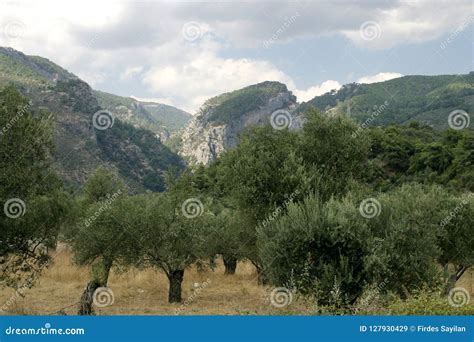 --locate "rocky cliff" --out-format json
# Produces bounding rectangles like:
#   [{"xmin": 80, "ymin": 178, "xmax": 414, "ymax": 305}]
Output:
[
  {"xmin": 180, "ymin": 81, "xmax": 298, "ymax": 164},
  {"xmin": 0, "ymin": 47, "xmax": 184, "ymax": 191}
]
